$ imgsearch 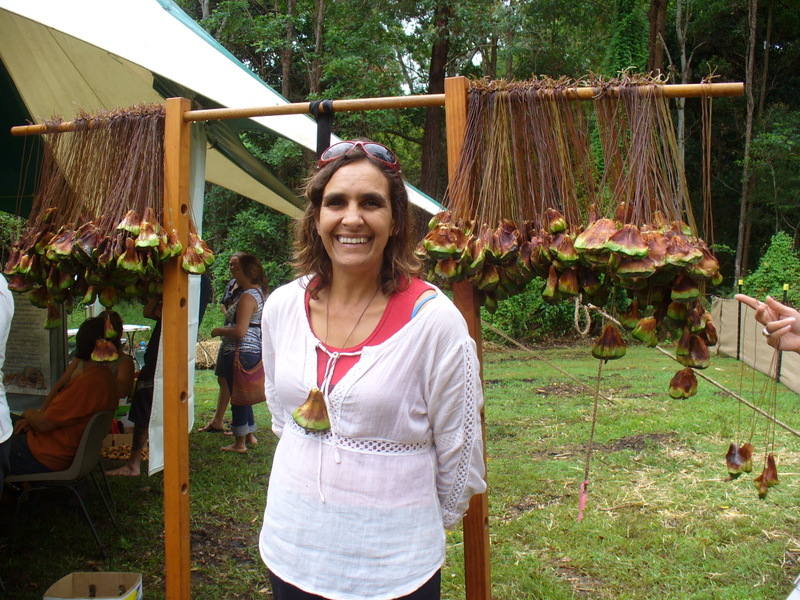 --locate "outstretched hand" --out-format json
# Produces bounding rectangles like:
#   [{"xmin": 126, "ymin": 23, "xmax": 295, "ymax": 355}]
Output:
[{"xmin": 735, "ymin": 294, "xmax": 800, "ymax": 353}]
